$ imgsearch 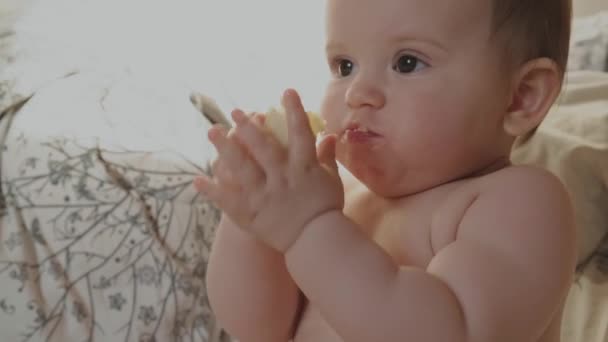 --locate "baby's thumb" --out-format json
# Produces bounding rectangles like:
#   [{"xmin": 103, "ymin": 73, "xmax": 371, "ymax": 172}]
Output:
[{"xmin": 317, "ymin": 134, "xmax": 338, "ymax": 173}]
